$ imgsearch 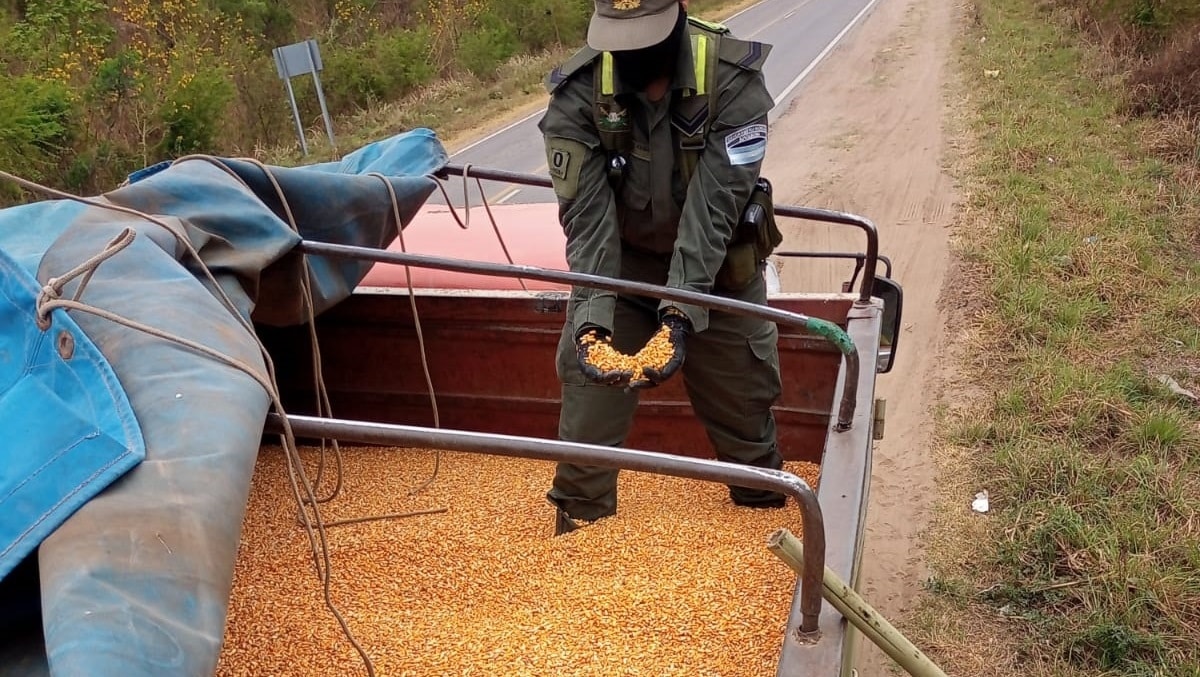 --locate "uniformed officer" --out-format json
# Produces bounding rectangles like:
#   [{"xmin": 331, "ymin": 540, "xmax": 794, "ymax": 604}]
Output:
[{"xmin": 539, "ymin": 0, "xmax": 785, "ymax": 534}]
